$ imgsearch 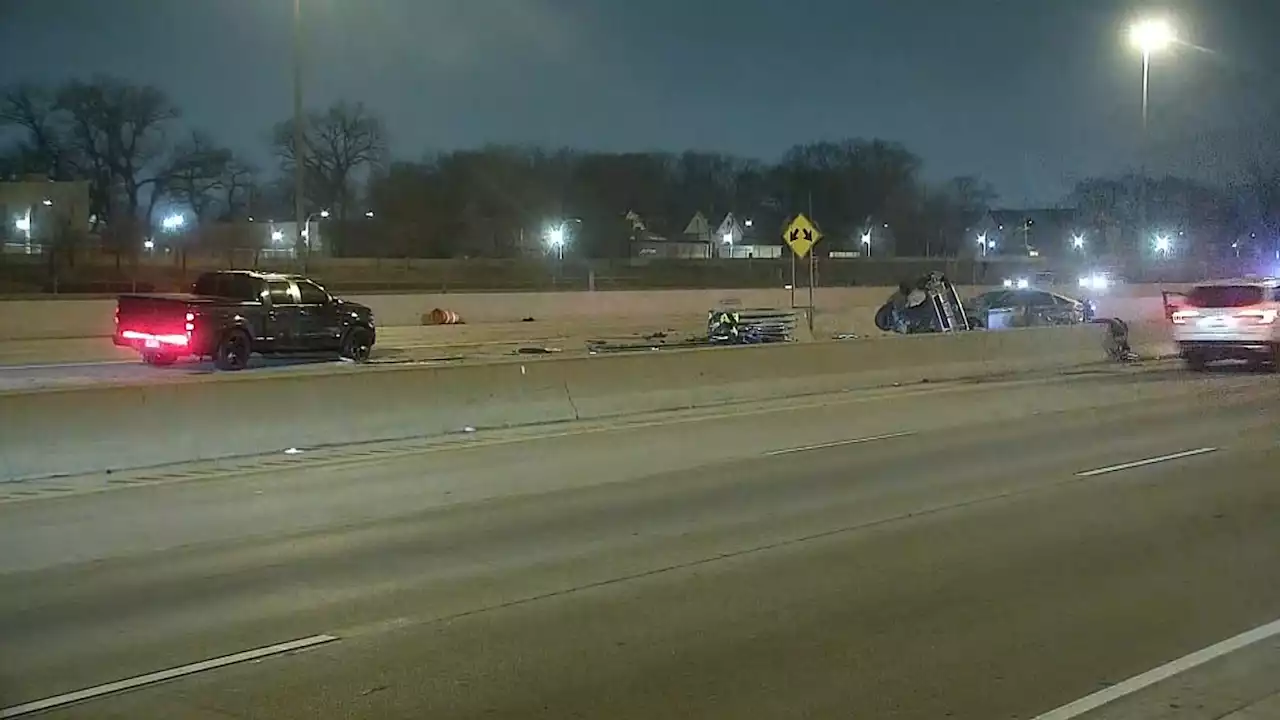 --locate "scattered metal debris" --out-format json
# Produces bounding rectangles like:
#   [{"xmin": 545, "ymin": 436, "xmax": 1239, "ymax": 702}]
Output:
[{"xmin": 708, "ymin": 308, "xmax": 796, "ymax": 344}]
